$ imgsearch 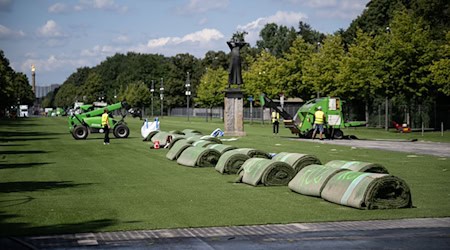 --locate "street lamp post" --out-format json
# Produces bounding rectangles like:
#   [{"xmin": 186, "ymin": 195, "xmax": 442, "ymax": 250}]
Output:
[
  {"xmin": 150, "ymin": 80, "xmax": 154, "ymax": 117},
  {"xmin": 160, "ymin": 78, "xmax": 164, "ymax": 117},
  {"xmin": 385, "ymin": 26, "xmax": 391, "ymax": 131},
  {"xmin": 185, "ymin": 72, "xmax": 191, "ymax": 121}
]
